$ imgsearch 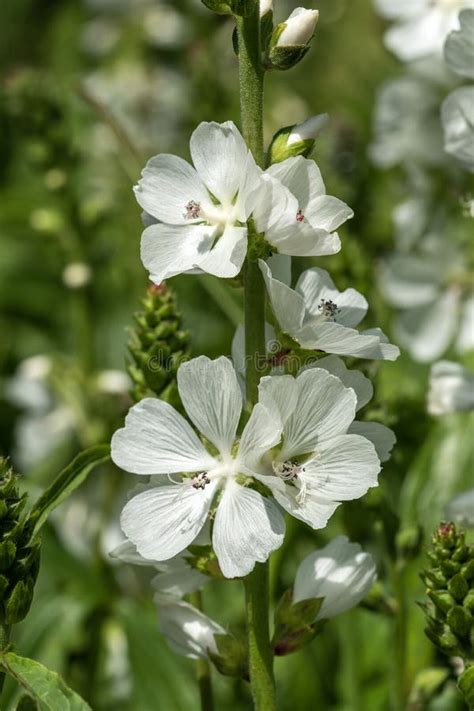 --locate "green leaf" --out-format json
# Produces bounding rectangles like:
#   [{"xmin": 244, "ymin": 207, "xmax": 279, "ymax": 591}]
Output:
[
  {"xmin": 0, "ymin": 652, "xmax": 91, "ymax": 710},
  {"xmin": 16, "ymin": 693, "xmax": 38, "ymax": 710},
  {"xmin": 26, "ymin": 445, "xmax": 110, "ymax": 542},
  {"xmin": 458, "ymin": 666, "xmax": 474, "ymax": 707}
]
